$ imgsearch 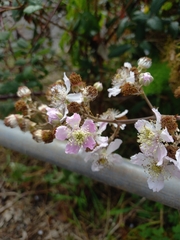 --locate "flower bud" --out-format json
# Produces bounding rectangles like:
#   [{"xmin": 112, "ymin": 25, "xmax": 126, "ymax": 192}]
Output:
[
  {"xmin": 17, "ymin": 86, "xmax": 31, "ymax": 98},
  {"xmin": 93, "ymin": 82, "xmax": 103, "ymax": 92},
  {"xmin": 138, "ymin": 57, "xmax": 152, "ymax": 69},
  {"xmin": 139, "ymin": 72, "xmax": 154, "ymax": 86},
  {"xmin": 4, "ymin": 114, "xmax": 23, "ymax": 128}
]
